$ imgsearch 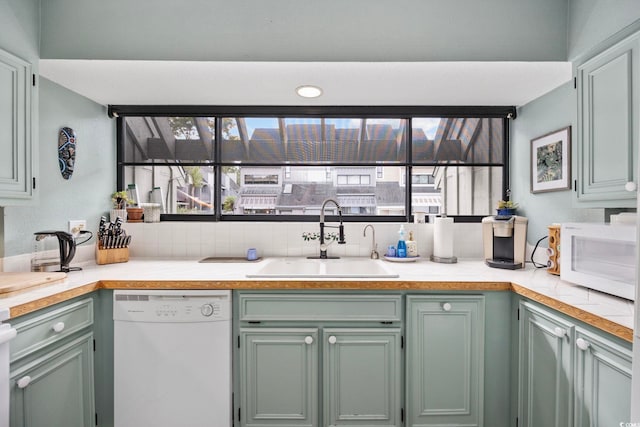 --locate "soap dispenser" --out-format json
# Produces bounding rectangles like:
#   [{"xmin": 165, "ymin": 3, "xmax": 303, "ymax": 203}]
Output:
[
  {"xmin": 406, "ymin": 231, "xmax": 418, "ymax": 257},
  {"xmin": 396, "ymin": 225, "xmax": 407, "ymax": 258}
]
